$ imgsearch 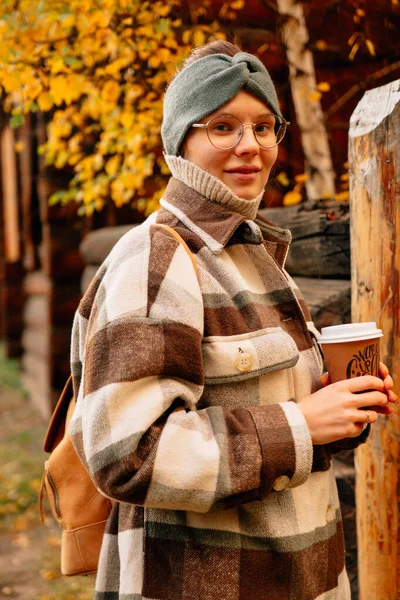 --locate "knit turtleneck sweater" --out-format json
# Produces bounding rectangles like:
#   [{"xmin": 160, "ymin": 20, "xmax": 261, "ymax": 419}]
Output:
[{"xmin": 164, "ymin": 155, "xmax": 265, "ymax": 221}]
